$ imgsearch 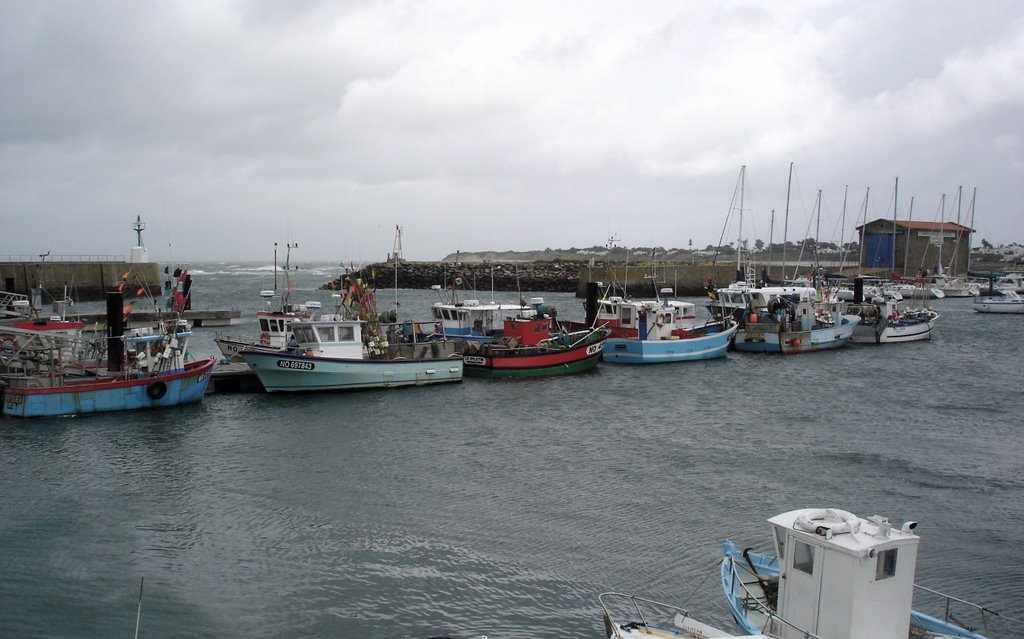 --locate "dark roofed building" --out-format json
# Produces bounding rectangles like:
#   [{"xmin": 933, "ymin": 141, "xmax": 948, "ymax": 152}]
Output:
[{"xmin": 855, "ymin": 219, "xmax": 973, "ymax": 275}]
